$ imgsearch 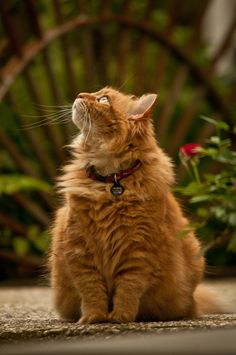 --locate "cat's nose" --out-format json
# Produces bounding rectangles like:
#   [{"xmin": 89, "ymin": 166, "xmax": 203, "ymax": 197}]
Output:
[{"xmin": 77, "ymin": 93, "xmax": 95, "ymax": 101}]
